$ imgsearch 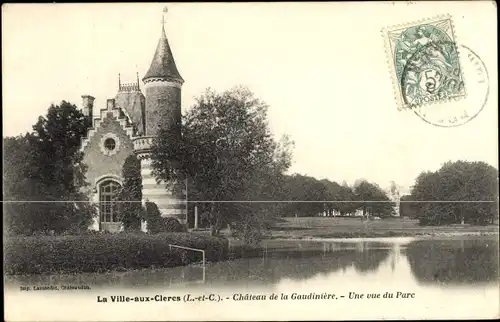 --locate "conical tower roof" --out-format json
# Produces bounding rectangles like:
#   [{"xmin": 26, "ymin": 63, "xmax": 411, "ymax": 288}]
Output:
[{"xmin": 143, "ymin": 14, "xmax": 183, "ymax": 83}]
